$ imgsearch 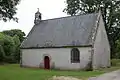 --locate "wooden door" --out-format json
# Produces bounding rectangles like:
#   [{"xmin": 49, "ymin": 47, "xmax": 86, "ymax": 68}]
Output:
[{"xmin": 44, "ymin": 56, "xmax": 50, "ymax": 69}]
